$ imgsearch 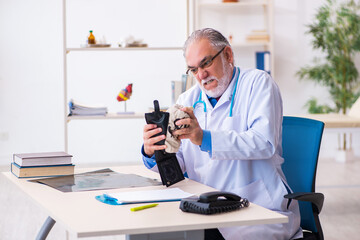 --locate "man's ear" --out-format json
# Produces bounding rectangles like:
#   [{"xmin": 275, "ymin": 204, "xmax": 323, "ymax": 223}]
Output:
[{"xmin": 224, "ymin": 46, "xmax": 234, "ymax": 64}]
